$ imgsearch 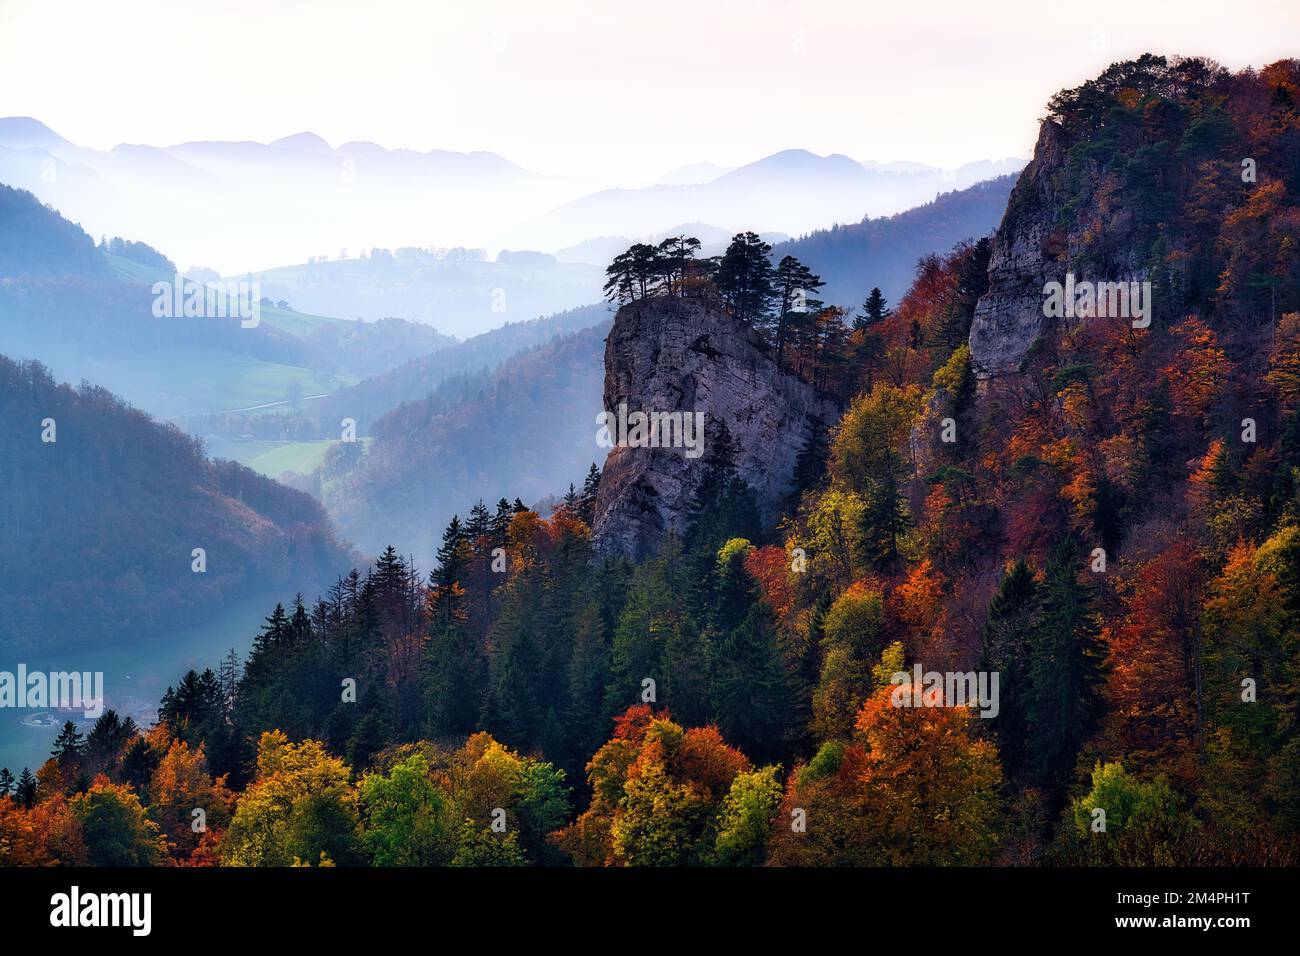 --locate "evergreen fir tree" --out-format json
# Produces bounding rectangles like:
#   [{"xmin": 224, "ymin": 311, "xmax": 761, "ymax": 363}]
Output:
[
  {"xmin": 15, "ymin": 768, "xmax": 36, "ymax": 809},
  {"xmin": 466, "ymin": 499, "xmax": 492, "ymax": 541},
  {"xmin": 714, "ymin": 231, "xmax": 776, "ymax": 325},
  {"xmin": 578, "ymin": 463, "xmax": 601, "ymax": 525},
  {"xmin": 981, "ymin": 558, "xmax": 1040, "ymax": 785},
  {"xmin": 855, "ymin": 287, "xmax": 892, "ymax": 330},
  {"xmin": 712, "ymin": 601, "xmax": 797, "ymax": 765},
  {"xmin": 491, "ymin": 498, "xmax": 514, "ymax": 544},
  {"xmin": 1026, "ymin": 542, "xmax": 1105, "ymax": 792},
  {"xmin": 51, "ymin": 720, "xmax": 84, "ymax": 766}
]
